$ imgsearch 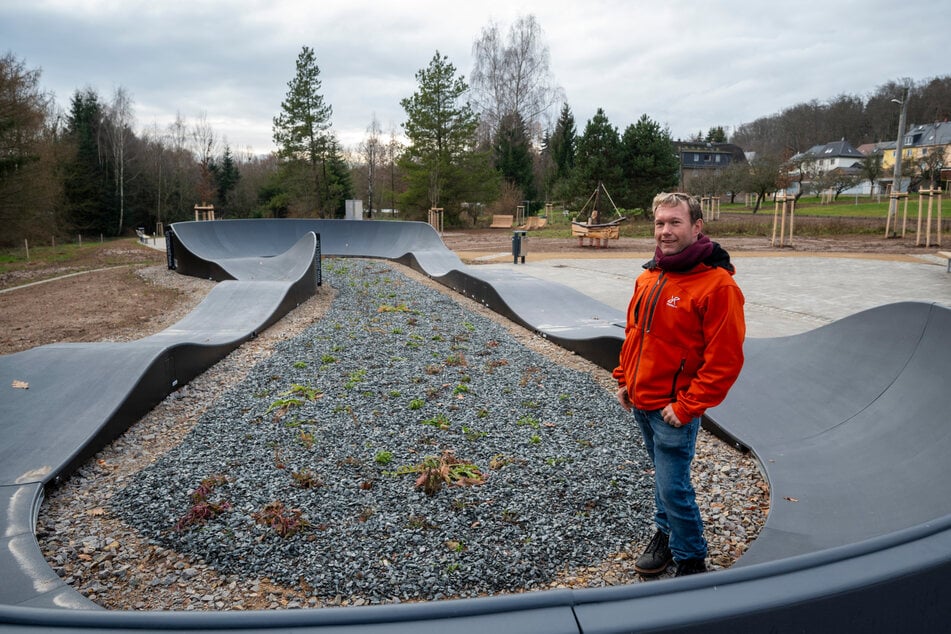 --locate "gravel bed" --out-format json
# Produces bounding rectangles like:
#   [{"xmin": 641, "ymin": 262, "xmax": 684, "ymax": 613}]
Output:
[{"xmin": 37, "ymin": 259, "xmax": 768, "ymax": 611}]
